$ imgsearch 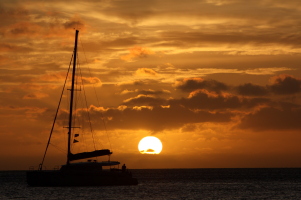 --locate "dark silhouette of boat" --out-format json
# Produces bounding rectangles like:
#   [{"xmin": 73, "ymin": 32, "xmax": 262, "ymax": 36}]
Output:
[{"xmin": 26, "ymin": 30, "xmax": 138, "ymax": 186}]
